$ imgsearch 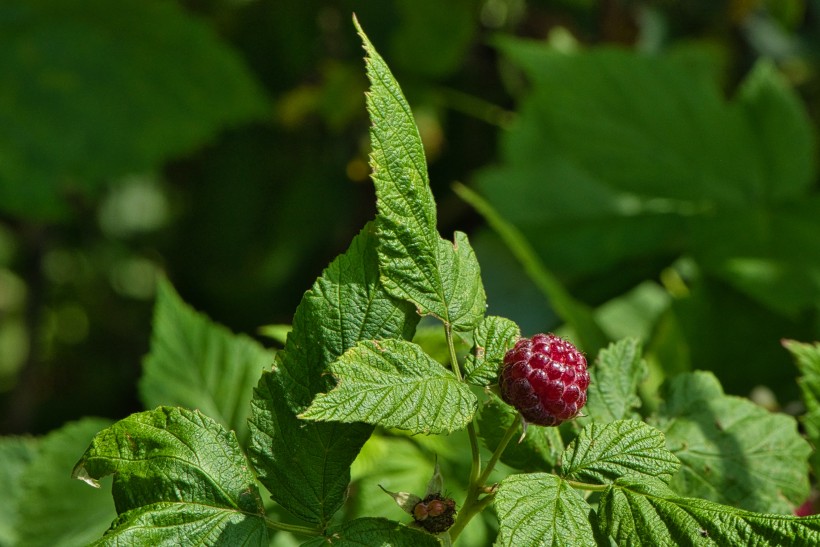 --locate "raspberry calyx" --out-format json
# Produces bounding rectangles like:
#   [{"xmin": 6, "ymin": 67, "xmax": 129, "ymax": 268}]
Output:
[
  {"xmin": 412, "ymin": 493, "xmax": 457, "ymax": 534},
  {"xmin": 499, "ymin": 333, "xmax": 589, "ymax": 426}
]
